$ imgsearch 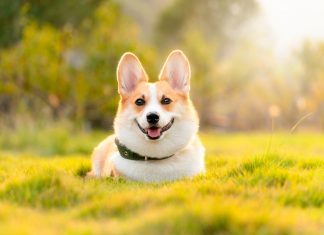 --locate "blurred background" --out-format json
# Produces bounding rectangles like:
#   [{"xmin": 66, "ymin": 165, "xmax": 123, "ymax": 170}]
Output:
[{"xmin": 0, "ymin": 0, "xmax": 324, "ymax": 134}]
